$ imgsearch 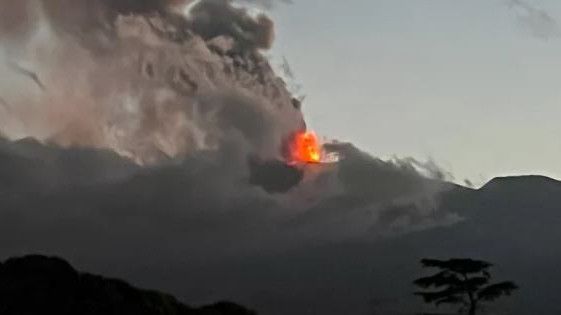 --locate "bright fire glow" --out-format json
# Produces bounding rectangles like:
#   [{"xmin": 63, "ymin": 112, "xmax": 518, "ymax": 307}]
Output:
[{"xmin": 290, "ymin": 131, "xmax": 322, "ymax": 164}]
